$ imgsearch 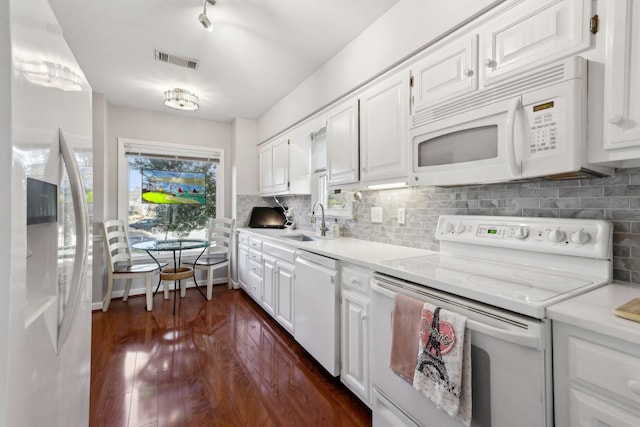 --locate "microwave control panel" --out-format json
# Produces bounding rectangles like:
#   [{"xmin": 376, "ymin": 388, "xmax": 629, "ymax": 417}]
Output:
[{"xmin": 526, "ymin": 97, "xmax": 564, "ymax": 157}]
